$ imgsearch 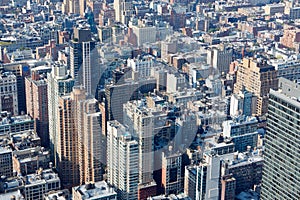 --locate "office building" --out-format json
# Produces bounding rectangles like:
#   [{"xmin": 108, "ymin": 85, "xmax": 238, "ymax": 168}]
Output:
[
  {"xmin": 73, "ymin": 181, "xmax": 117, "ymax": 200},
  {"xmin": 107, "ymin": 120, "xmax": 139, "ymax": 200},
  {"xmin": 223, "ymin": 116, "xmax": 259, "ymax": 153},
  {"xmin": 114, "ymin": 0, "xmax": 133, "ymax": 25},
  {"xmin": 220, "ymin": 174, "xmax": 236, "ymax": 200},
  {"xmin": 234, "ymin": 57, "xmax": 278, "ymax": 115},
  {"xmin": 105, "ymin": 77, "xmax": 156, "ymax": 123},
  {"xmin": 70, "ymin": 26, "xmax": 92, "ymax": 79},
  {"xmin": 222, "ymin": 151, "xmax": 263, "ymax": 195},
  {"xmin": 123, "ymin": 101, "xmax": 155, "ymax": 185},
  {"xmin": 0, "ymin": 147, "xmax": 13, "ymax": 178},
  {"xmin": 261, "ymin": 78, "xmax": 300, "ymax": 199},
  {"xmin": 0, "ymin": 72, "xmax": 18, "ymax": 115},
  {"xmin": 129, "ymin": 20, "xmax": 157, "ymax": 47},
  {"xmin": 2, "ymin": 63, "xmax": 30, "ymax": 115}
]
